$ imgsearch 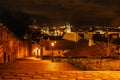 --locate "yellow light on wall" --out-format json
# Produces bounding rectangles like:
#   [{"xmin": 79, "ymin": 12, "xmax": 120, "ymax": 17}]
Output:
[{"xmin": 33, "ymin": 48, "xmax": 41, "ymax": 56}]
